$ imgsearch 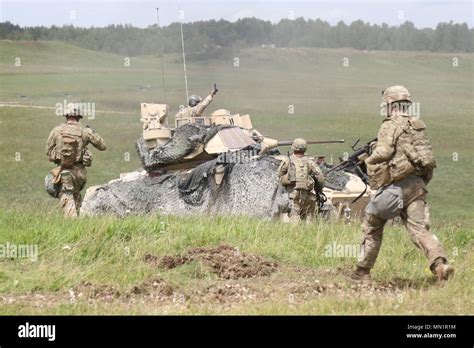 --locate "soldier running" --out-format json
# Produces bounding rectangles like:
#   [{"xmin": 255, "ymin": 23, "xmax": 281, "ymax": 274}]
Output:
[
  {"xmin": 46, "ymin": 104, "xmax": 107, "ymax": 217},
  {"xmin": 352, "ymin": 86, "xmax": 454, "ymax": 283}
]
